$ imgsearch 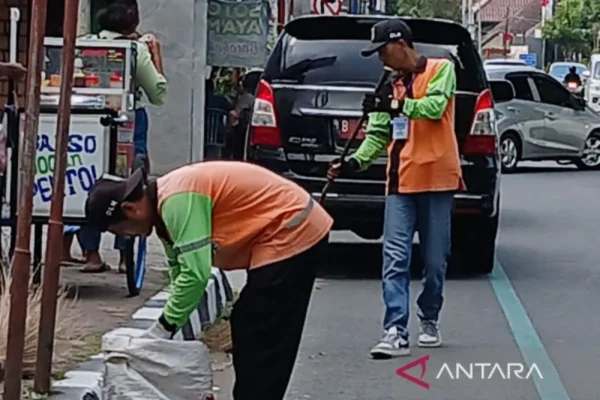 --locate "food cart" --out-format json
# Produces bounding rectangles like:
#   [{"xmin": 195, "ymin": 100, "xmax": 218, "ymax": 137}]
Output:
[{"xmin": 1, "ymin": 37, "xmax": 147, "ymax": 296}]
